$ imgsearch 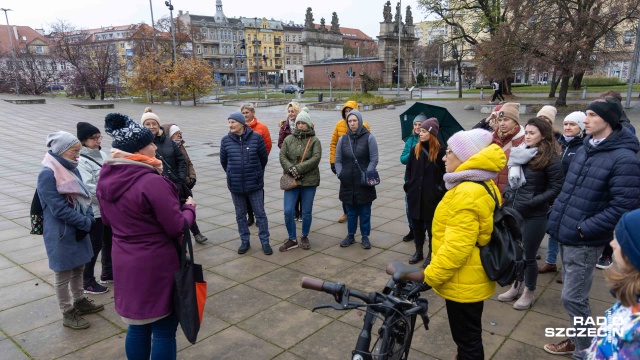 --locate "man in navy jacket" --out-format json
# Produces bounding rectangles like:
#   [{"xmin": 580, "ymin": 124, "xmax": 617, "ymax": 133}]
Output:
[
  {"xmin": 545, "ymin": 98, "xmax": 640, "ymax": 358},
  {"xmin": 220, "ymin": 112, "xmax": 272, "ymax": 255}
]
